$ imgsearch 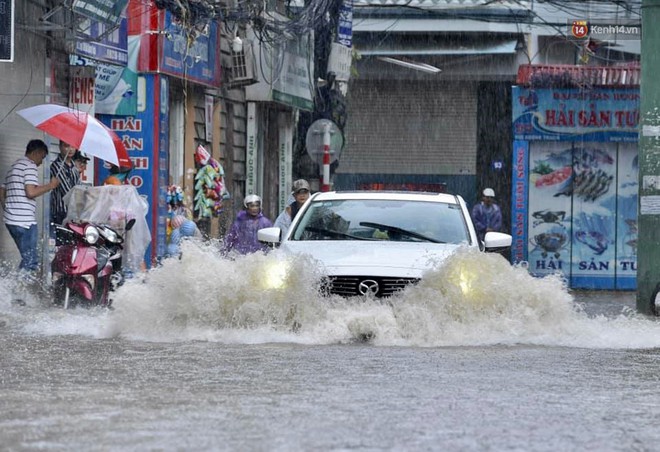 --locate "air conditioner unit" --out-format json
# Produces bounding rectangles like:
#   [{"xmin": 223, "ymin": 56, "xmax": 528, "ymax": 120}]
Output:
[{"xmin": 227, "ymin": 40, "xmax": 259, "ymax": 89}]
